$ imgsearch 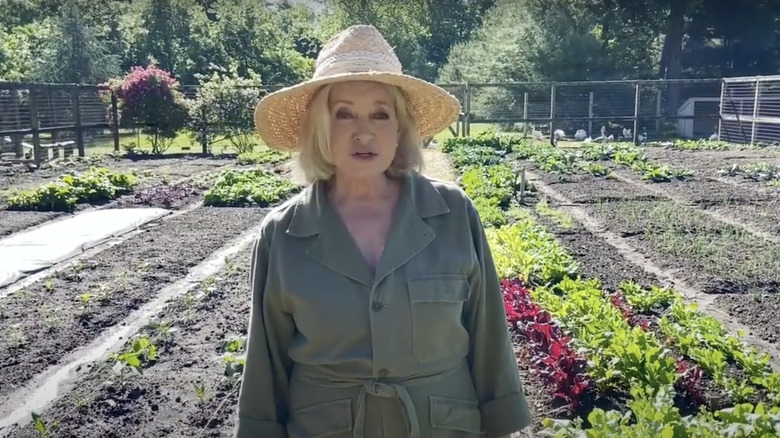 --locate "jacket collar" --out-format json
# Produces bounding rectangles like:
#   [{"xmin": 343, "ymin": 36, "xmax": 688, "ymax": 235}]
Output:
[{"xmin": 285, "ymin": 171, "xmax": 451, "ymax": 286}]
